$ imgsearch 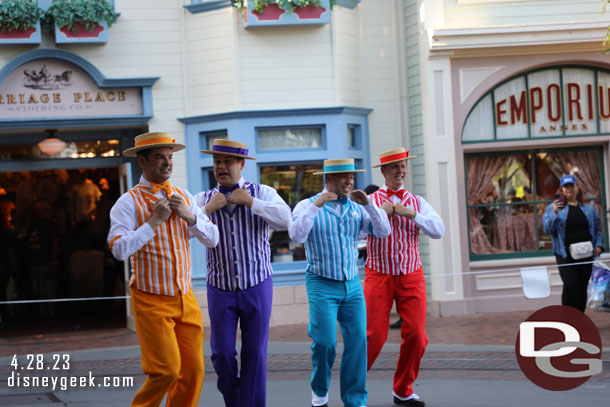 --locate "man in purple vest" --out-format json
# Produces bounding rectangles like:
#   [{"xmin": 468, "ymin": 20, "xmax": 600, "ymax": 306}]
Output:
[{"xmin": 195, "ymin": 139, "xmax": 292, "ymax": 407}]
